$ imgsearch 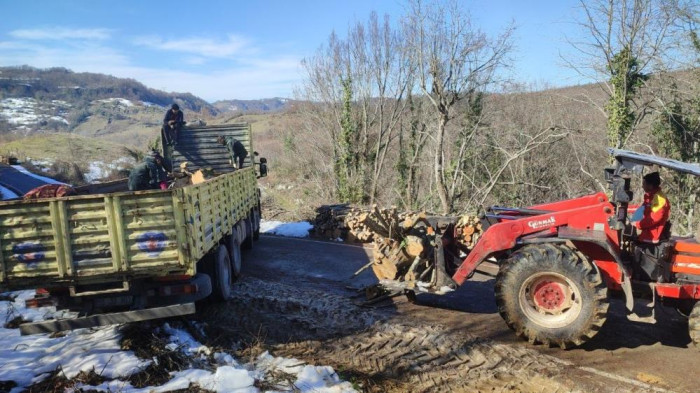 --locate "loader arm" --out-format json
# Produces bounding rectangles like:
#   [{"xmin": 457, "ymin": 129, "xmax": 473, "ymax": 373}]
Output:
[{"xmin": 452, "ymin": 194, "xmax": 615, "ymax": 285}]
